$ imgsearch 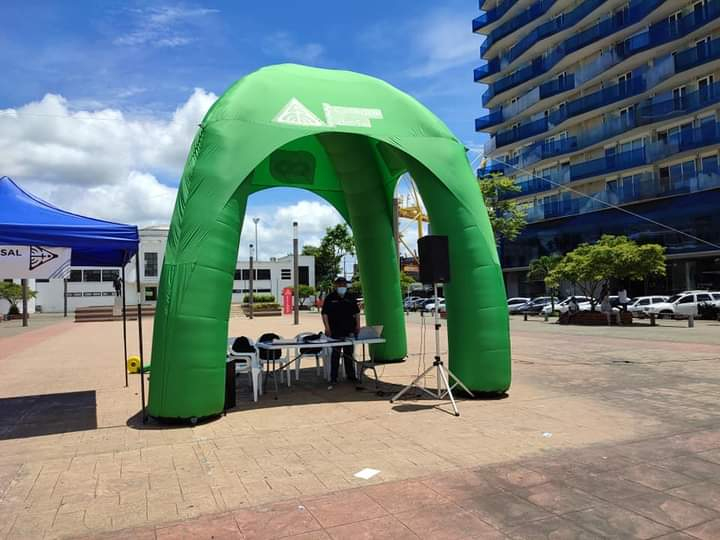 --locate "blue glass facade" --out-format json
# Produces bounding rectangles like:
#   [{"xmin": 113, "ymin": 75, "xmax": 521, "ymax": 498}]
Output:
[{"xmin": 474, "ymin": 0, "xmax": 720, "ymax": 295}]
